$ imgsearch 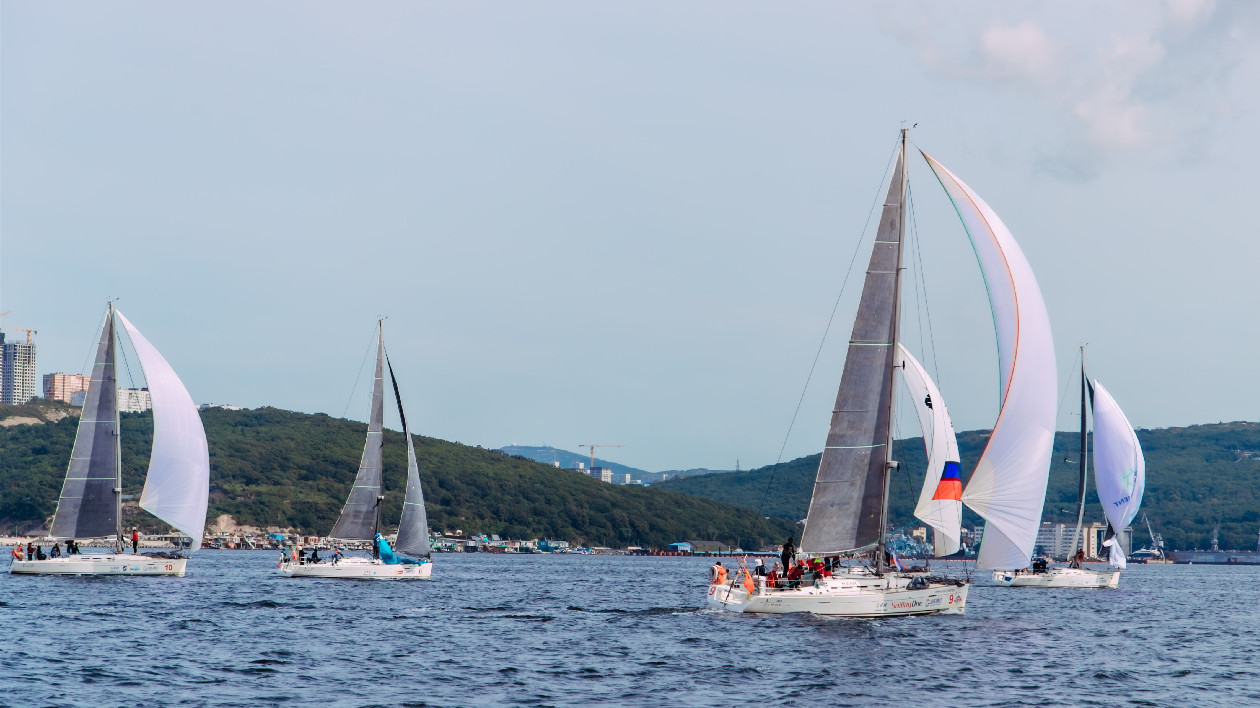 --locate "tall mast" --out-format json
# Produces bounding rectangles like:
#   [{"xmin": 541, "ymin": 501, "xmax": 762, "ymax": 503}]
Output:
[
  {"xmin": 876, "ymin": 128, "xmax": 910, "ymax": 573},
  {"xmin": 1070, "ymin": 345, "xmax": 1087, "ymax": 558},
  {"xmin": 110, "ymin": 301, "xmax": 123, "ymax": 553},
  {"xmin": 373, "ymin": 318, "xmax": 385, "ymax": 557}
]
